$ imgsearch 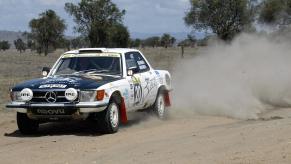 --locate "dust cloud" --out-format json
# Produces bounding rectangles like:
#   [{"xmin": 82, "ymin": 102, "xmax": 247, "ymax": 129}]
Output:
[{"xmin": 172, "ymin": 33, "xmax": 291, "ymax": 119}]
